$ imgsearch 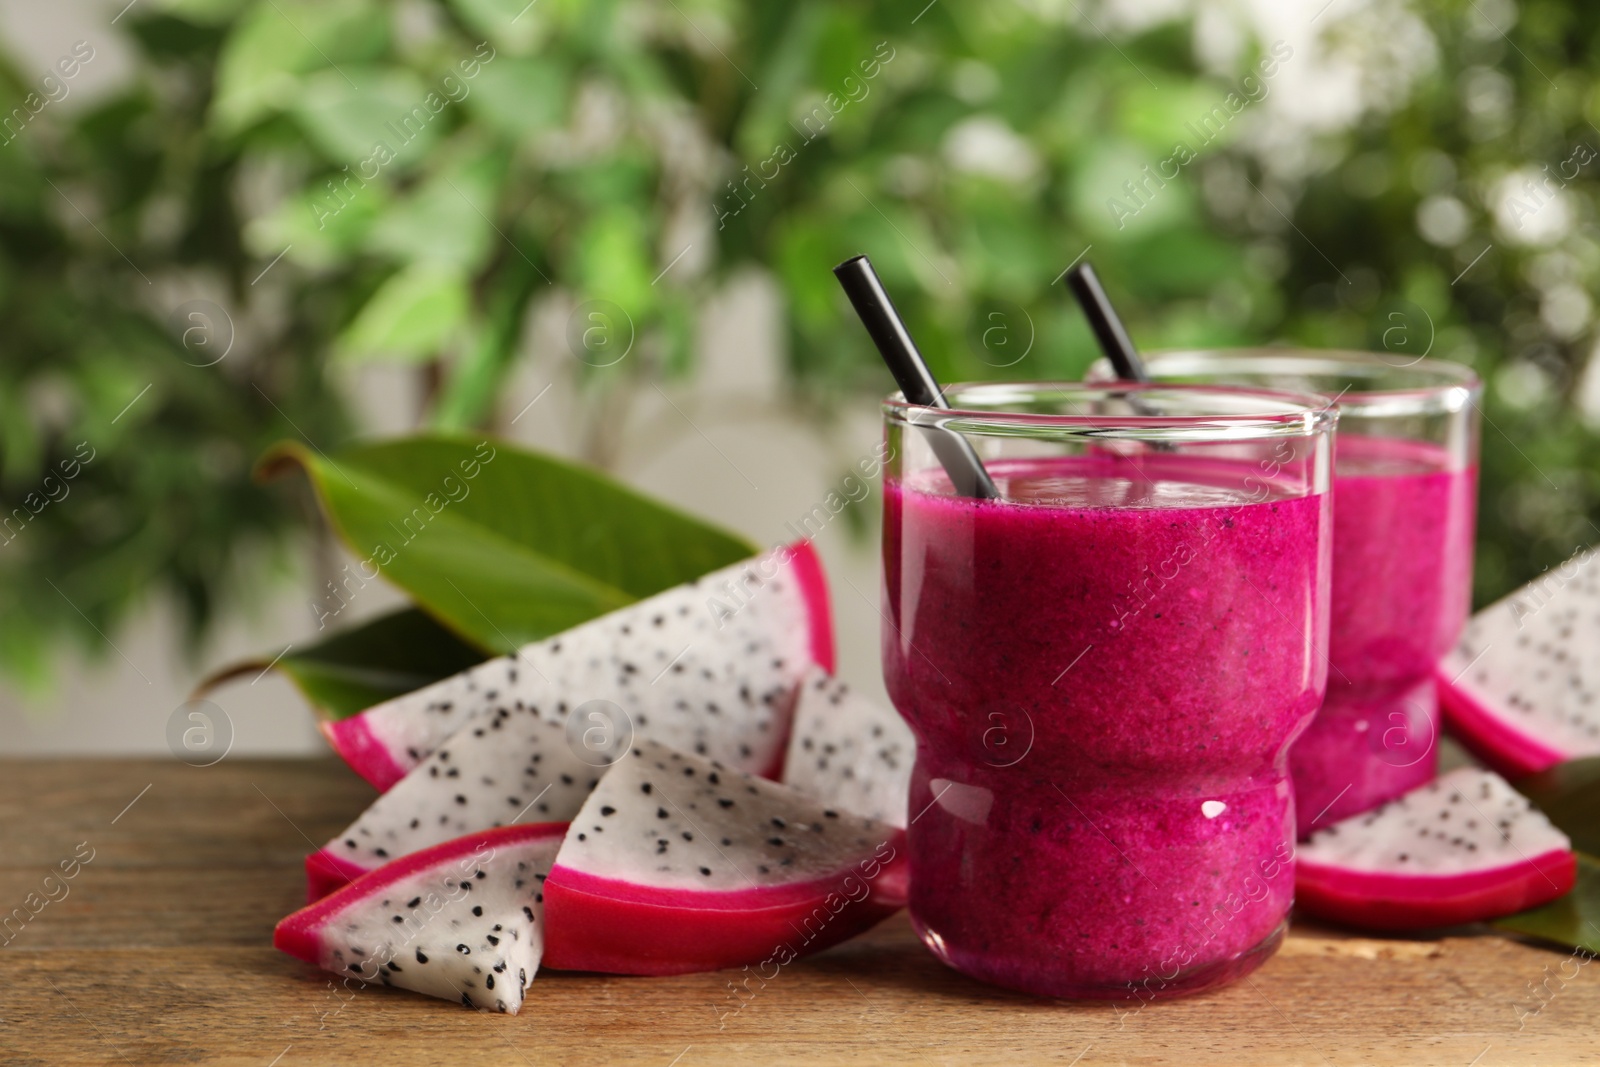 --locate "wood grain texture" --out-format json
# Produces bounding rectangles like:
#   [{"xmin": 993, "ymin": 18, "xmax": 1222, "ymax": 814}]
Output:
[{"xmin": 0, "ymin": 759, "xmax": 1594, "ymax": 1066}]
